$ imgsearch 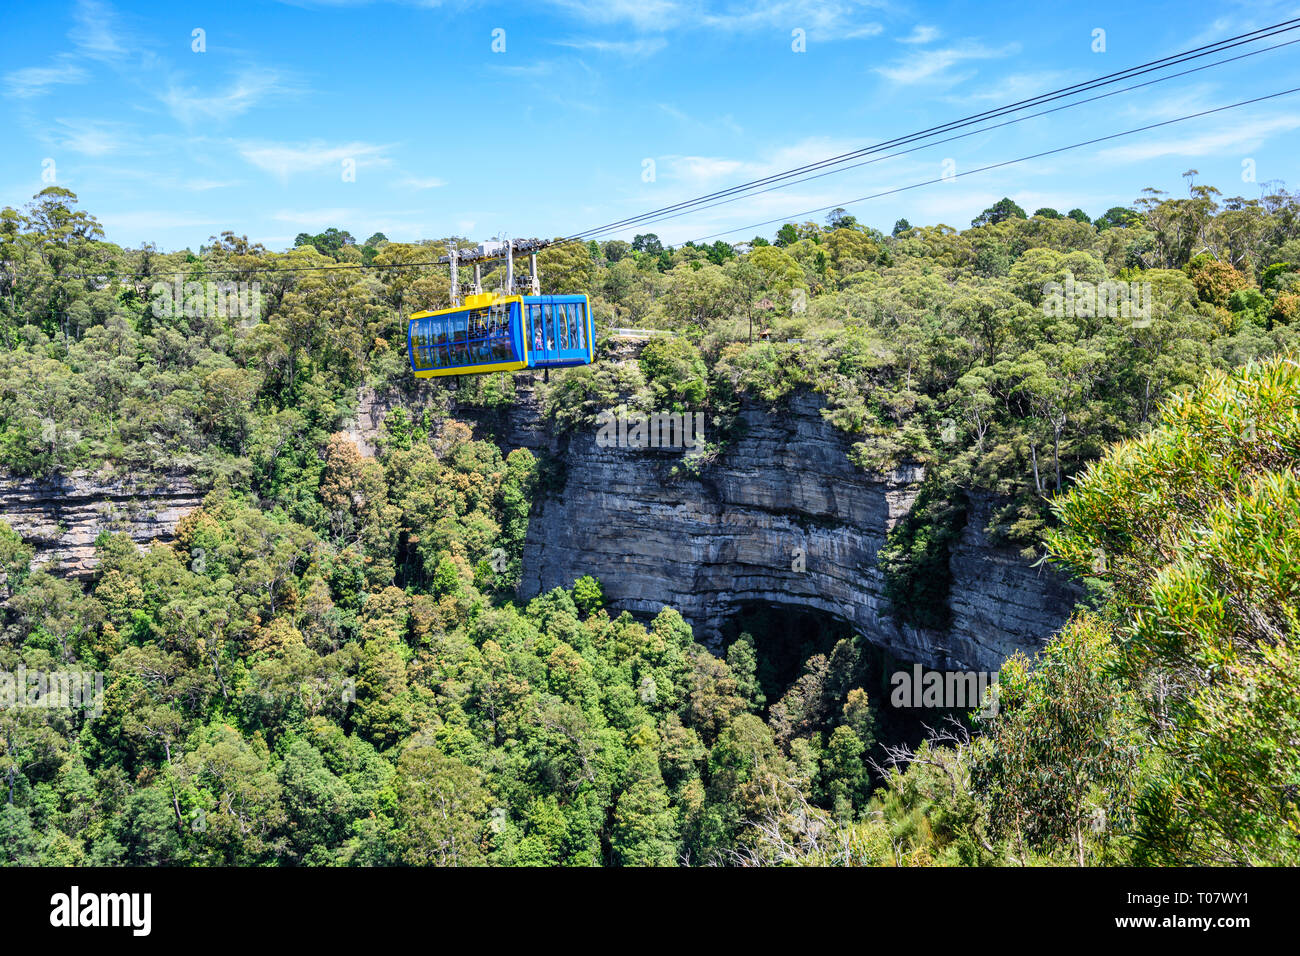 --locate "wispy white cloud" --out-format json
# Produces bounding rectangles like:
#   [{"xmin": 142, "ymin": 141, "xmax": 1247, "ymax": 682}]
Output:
[
  {"xmin": 702, "ymin": 1, "xmax": 883, "ymax": 41},
  {"xmin": 874, "ymin": 41, "xmax": 1019, "ymax": 85},
  {"xmin": 666, "ymin": 155, "xmax": 746, "ymax": 184},
  {"xmin": 490, "ymin": 56, "xmax": 603, "ymax": 115},
  {"xmin": 547, "ymin": 0, "xmax": 683, "ymax": 32},
  {"xmin": 1182, "ymin": 0, "xmax": 1300, "ymax": 49},
  {"xmin": 760, "ymin": 137, "xmax": 868, "ymax": 172},
  {"xmin": 184, "ymin": 178, "xmax": 242, "ymax": 192},
  {"xmin": 492, "ymin": 61, "xmax": 556, "ymax": 78},
  {"xmin": 658, "ymin": 103, "xmax": 743, "ymax": 136},
  {"xmin": 397, "ymin": 175, "xmax": 447, "ymax": 189},
  {"xmin": 271, "ymin": 207, "xmax": 359, "ymax": 228},
  {"xmin": 897, "ymin": 24, "xmax": 939, "ymax": 45},
  {"xmin": 1096, "ymin": 113, "xmax": 1300, "ymax": 163},
  {"xmin": 546, "ymin": 0, "xmax": 885, "ymax": 41},
  {"xmin": 161, "ymin": 68, "xmax": 298, "ymax": 125},
  {"xmin": 3, "ymin": 59, "xmax": 89, "ymax": 98},
  {"xmin": 657, "ymin": 136, "xmax": 862, "ymax": 191},
  {"xmin": 554, "ymin": 37, "xmax": 668, "ymax": 56},
  {"xmin": 49, "ymin": 118, "xmax": 131, "ymax": 156},
  {"xmin": 844, "ymin": 23, "xmax": 884, "ymax": 39},
  {"xmin": 1110, "ymin": 83, "xmax": 1219, "ymax": 123},
  {"xmin": 944, "ymin": 70, "xmax": 1064, "ymax": 104},
  {"xmin": 238, "ymin": 140, "xmax": 393, "ymax": 179},
  {"xmin": 69, "ymin": 0, "xmax": 130, "ymax": 62}
]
